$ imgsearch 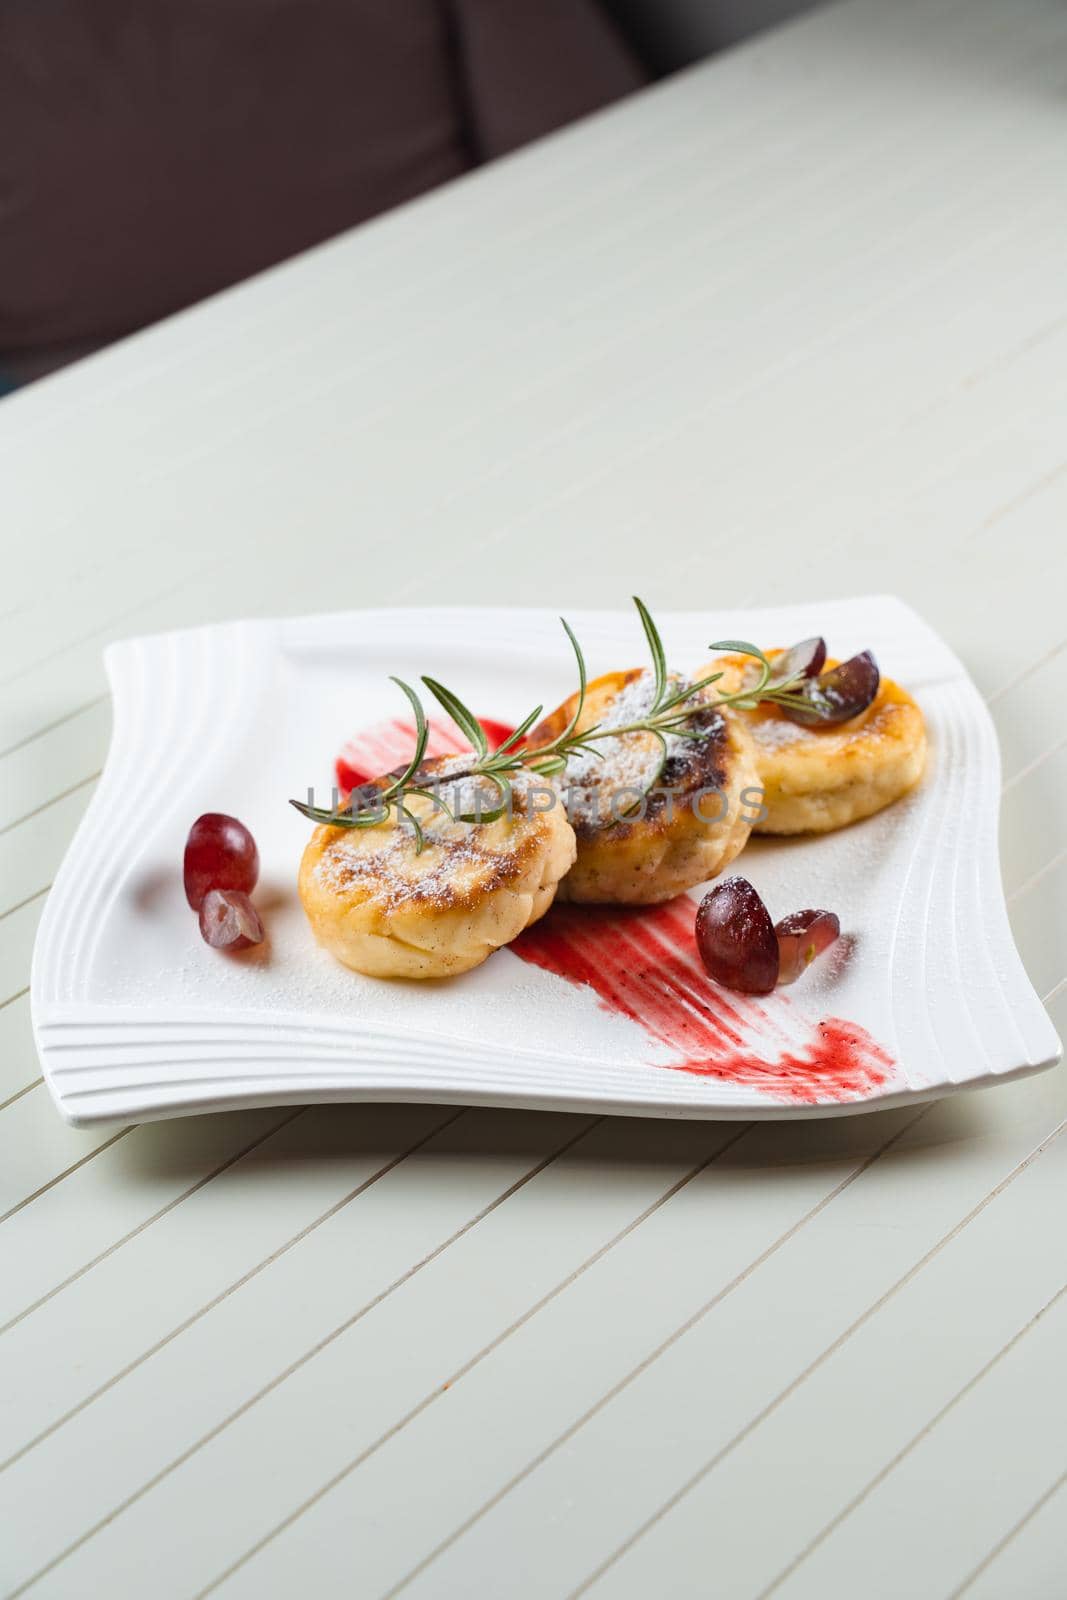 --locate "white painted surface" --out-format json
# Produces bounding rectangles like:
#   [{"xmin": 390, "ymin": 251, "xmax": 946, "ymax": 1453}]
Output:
[{"xmin": 0, "ymin": 0, "xmax": 1064, "ymax": 1592}]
